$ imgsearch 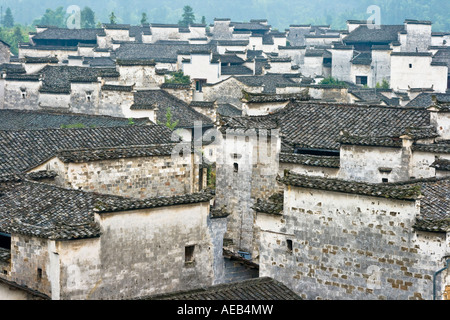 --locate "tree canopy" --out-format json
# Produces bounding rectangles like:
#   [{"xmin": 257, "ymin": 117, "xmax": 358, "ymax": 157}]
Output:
[
  {"xmin": 81, "ymin": 7, "xmax": 96, "ymax": 28},
  {"xmin": 178, "ymin": 5, "xmax": 195, "ymax": 27},
  {"xmin": 3, "ymin": 8, "xmax": 14, "ymax": 28}
]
